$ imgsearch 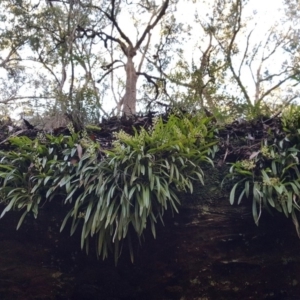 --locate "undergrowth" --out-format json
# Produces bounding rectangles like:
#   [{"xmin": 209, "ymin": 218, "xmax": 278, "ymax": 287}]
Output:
[
  {"xmin": 0, "ymin": 113, "xmax": 217, "ymax": 263},
  {"xmin": 227, "ymin": 105, "xmax": 300, "ymax": 236},
  {"xmin": 3, "ymin": 108, "xmax": 300, "ymax": 261}
]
